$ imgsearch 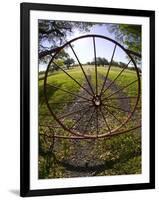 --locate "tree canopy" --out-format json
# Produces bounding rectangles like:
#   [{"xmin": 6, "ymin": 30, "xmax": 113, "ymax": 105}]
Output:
[
  {"xmin": 107, "ymin": 24, "xmax": 141, "ymax": 53},
  {"xmin": 87, "ymin": 57, "xmax": 109, "ymax": 66},
  {"xmin": 39, "ymin": 20, "xmax": 93, "ymax": 59}
]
